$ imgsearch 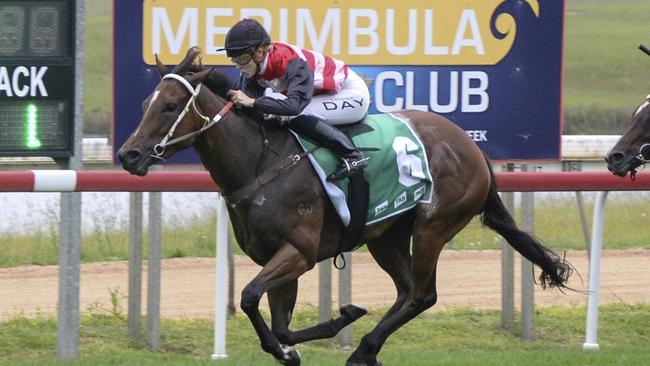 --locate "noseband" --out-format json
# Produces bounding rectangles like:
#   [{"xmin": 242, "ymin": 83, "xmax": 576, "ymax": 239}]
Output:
[
  {"xmin": 152, "ymin": 73, "xmax": 233, "ymax": 160},
  {"xmin": 635, "ymin": 143, "xmax": 650, "ymax": 164}
]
